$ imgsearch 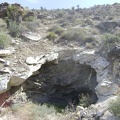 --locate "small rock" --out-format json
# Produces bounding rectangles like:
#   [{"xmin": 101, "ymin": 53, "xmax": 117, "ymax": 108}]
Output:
[
  {"xmin": 4, "ymin": 61, "xmax": 10, "ymax": 66},
  {"xmin": 0, "ymin": 47, "xmax": 15, "ymax": 57},
  {"xmin": 76, "ymin": 106, "xmax": 84, "ymax": 111}
]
